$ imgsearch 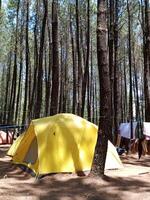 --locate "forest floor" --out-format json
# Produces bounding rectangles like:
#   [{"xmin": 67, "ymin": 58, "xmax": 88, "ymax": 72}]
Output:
[{"xmin": 0, "ymin": 145, "xmax": 150, "ymax": 200}]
